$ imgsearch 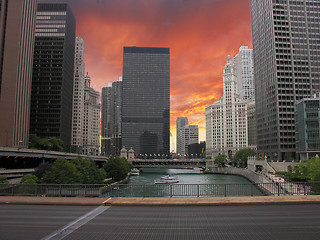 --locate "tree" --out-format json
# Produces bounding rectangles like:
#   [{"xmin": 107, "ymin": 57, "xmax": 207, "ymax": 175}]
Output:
[
  {"xmin": 0, "ymin": 175, "xmax": 8, "ymax": 184},
  {"xmin": 49, "ymin": 137, "xmax": 64, "ymax": 151},
  {"xmin": 214, "ymin": 154, "xmax": 227, "ymax": 167},
  {"xmin": 34, "ymin": 162, "xmax": 52, "ymax": 180},
  {"xmin": 70, "ymin": 157, "xmax": 103, "ymax": 184},
  {"xmin": 103, "ymin": 157, "xmax": 131, "ymax": 181},
  {"xmin": 298, "ymin": 157, "xmax": 320, "ymax": 182},
  {"xmin": 43, "ymin": 158, "xmax": 82, "ymax": 184},
  {"xmin": 21, "ymin": 175, "xmax": 39, "ymax": 184},
  {"xmin": 233, "ymin": 149, "xmax": 256, "ymax": 168}
]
